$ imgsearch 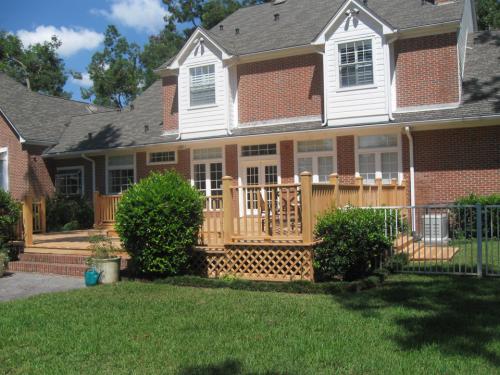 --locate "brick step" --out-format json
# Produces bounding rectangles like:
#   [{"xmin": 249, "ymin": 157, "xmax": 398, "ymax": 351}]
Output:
[
  {"xmin": 19, "ymin": 253, "xmax": 88, "ymax": 265},
  {"xmin": 8, "ymin": 261, "xmax": 88, "ymax": 277}
]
